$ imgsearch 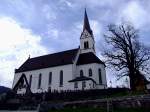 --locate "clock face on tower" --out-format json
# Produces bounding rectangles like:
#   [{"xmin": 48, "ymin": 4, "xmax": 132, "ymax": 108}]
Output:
[
  {"xmin": 85, "ymin": 33, "xmax": 88, "ymax": 37},
  {"xmin": 83, "ymin": 30, "xmax": 89, "ymax": 38}
]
